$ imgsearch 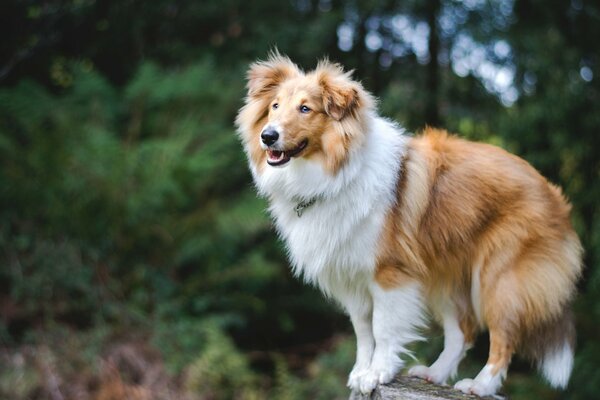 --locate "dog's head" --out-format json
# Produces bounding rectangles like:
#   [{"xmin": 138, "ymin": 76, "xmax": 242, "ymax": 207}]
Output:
[{"xmin": 235, "ymin": 52, "xmax": 374, "ymax": 178}]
